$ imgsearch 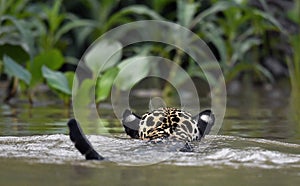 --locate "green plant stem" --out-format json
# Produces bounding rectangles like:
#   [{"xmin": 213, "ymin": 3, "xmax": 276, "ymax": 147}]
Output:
[
  {"xmin": 28, "ymin": 90, "xmax": 33, "ymax": 105},
  {"xmin": 4, "ymin": 77, "xmax": 18, "ymax": 102}
]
